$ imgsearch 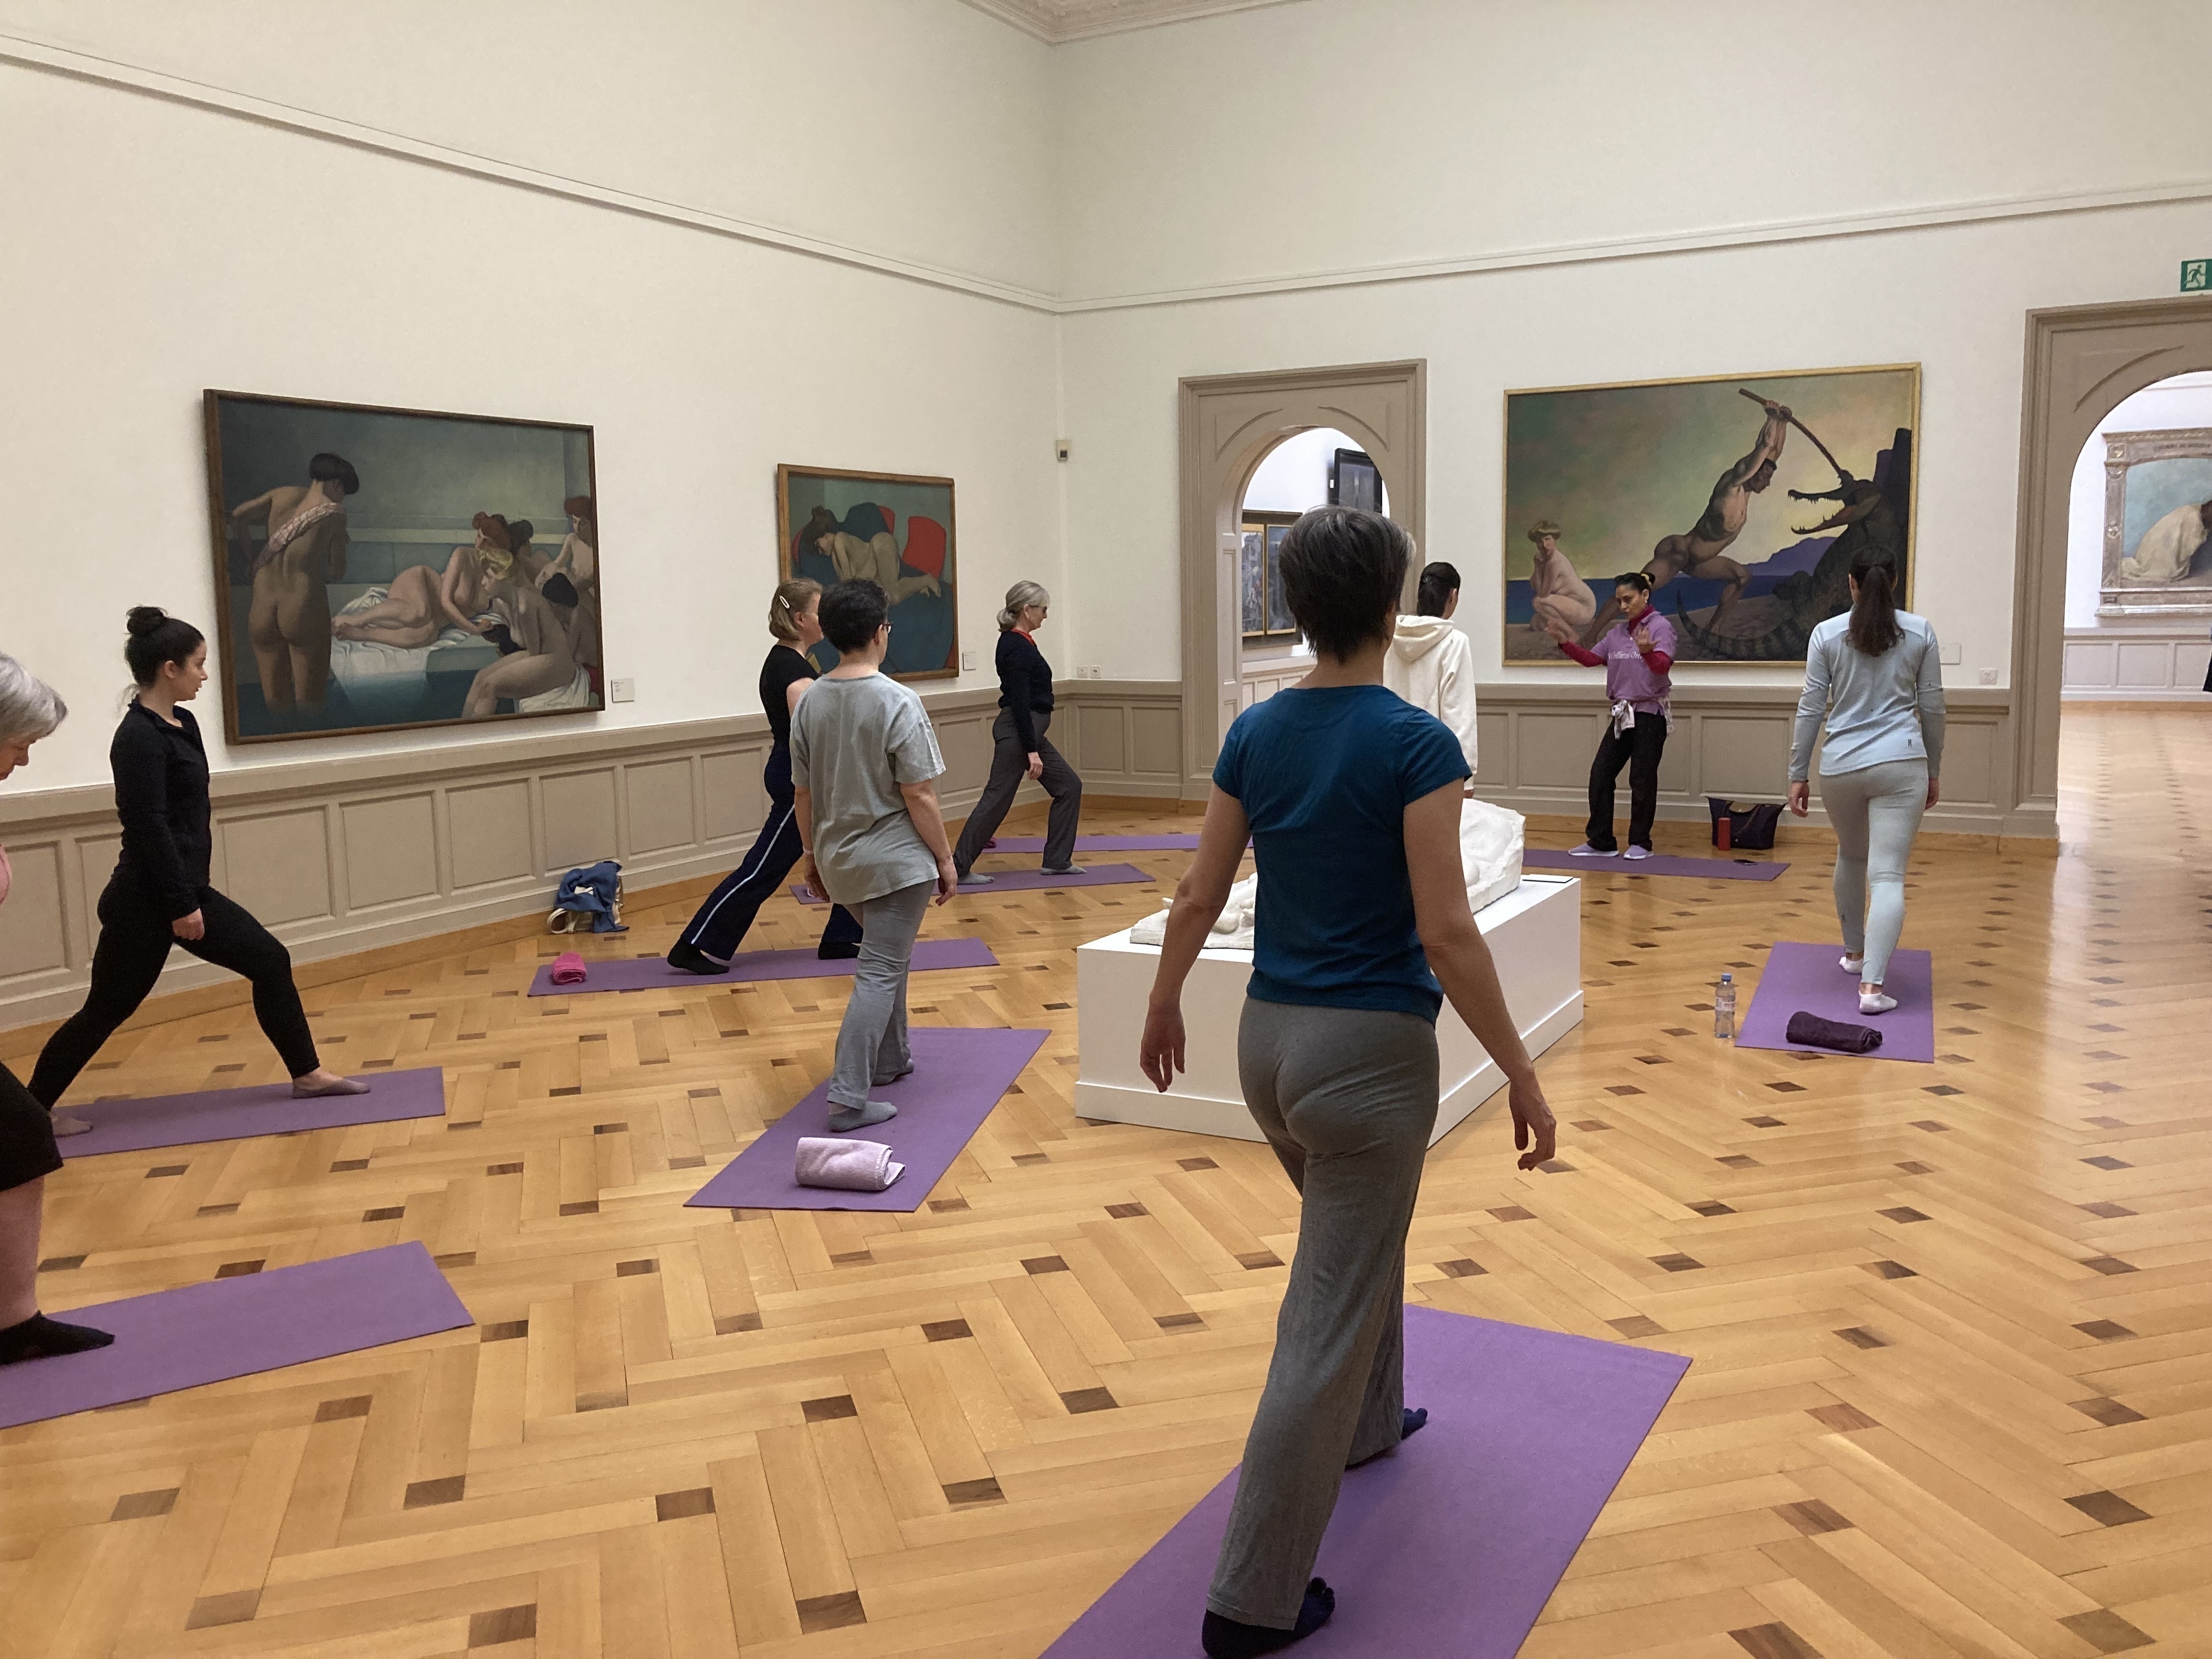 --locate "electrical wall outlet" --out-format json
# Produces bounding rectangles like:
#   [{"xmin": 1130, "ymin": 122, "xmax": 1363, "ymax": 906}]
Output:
[
  {"xmin": 609, "ymin": 678, "xmax": 636, "ymax": 703},
  {"xmin": 961, "ymin": 650, "xmax": 977, "ymax": 672},
  {"xmin": 1978, "ymin": 668, "xmax": 1999, "ymax": 685},
  {"xmin": 1086, "ymin": 665, "xmax": 1103, "ymax": 680},
  {"xmin": 1940, "ymin": 642, "xmax": 1961, "ymax": 665}
]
